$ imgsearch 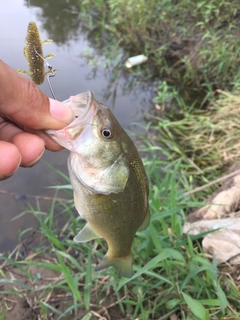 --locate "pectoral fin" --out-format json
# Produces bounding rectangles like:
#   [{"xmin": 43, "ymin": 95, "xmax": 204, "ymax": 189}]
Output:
[
  {"xmin": 138, "ymin": 209, "xmax": 150, "ymax": 232},
  {"xmin": 74, "ymin": 223, "xmax": 102, "ymax": 243}
]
